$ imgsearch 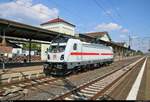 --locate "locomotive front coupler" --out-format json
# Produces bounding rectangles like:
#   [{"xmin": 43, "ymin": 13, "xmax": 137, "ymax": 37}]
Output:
[{"xmin": 43, "ymin": 62, "xmax": 50, "ymax": 69}]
